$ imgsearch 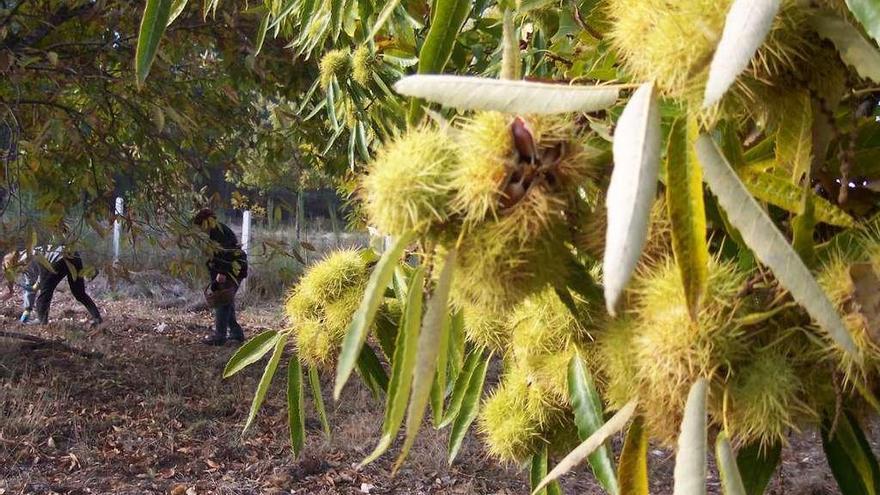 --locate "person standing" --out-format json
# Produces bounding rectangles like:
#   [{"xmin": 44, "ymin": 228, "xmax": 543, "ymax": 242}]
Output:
[
  {"xmin": 1, "ymin": 245, "xmax": 103, "ymax": 326},
  {"xmin": 192, "ymin": 208, "xmax": 248, "ymax": 345}
]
